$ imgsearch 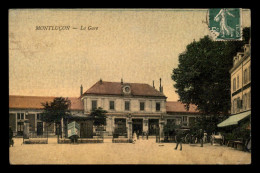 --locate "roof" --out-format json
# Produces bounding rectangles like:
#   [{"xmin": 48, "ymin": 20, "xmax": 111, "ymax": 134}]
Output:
[
  {"xmin": 217, "ymin": 111, "xmax": 251, "ymax": 128},
  {"xmin": 166, "ymin": 101, "xmax": 199, "ymax": 113},
  {"xmin": 9, "ymin": 95, "xmax": 83, "ymax": 110},
  {"xmin": 9, "ymin": 96, "xmax": 199, "ymax": 114},
  {"xmin": 83, "ymin": 81, "xmax": 166, "ymax": 97}
]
